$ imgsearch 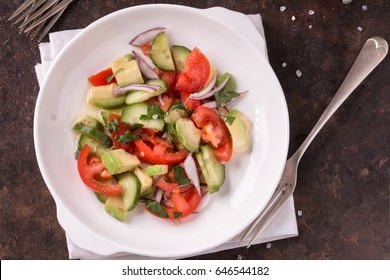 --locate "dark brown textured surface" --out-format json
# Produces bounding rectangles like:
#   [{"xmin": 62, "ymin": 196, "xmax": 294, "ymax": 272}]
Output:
[{"xmin": 1, "ymin": 0, "xmax": 389, "ymax": 260}]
